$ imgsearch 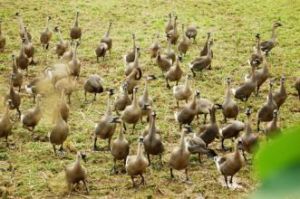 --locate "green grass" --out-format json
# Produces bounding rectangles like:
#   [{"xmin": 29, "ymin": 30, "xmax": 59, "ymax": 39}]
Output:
[{"xmin": 0, "ymin": 0, "xmax": 300, "ymax": 198}]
